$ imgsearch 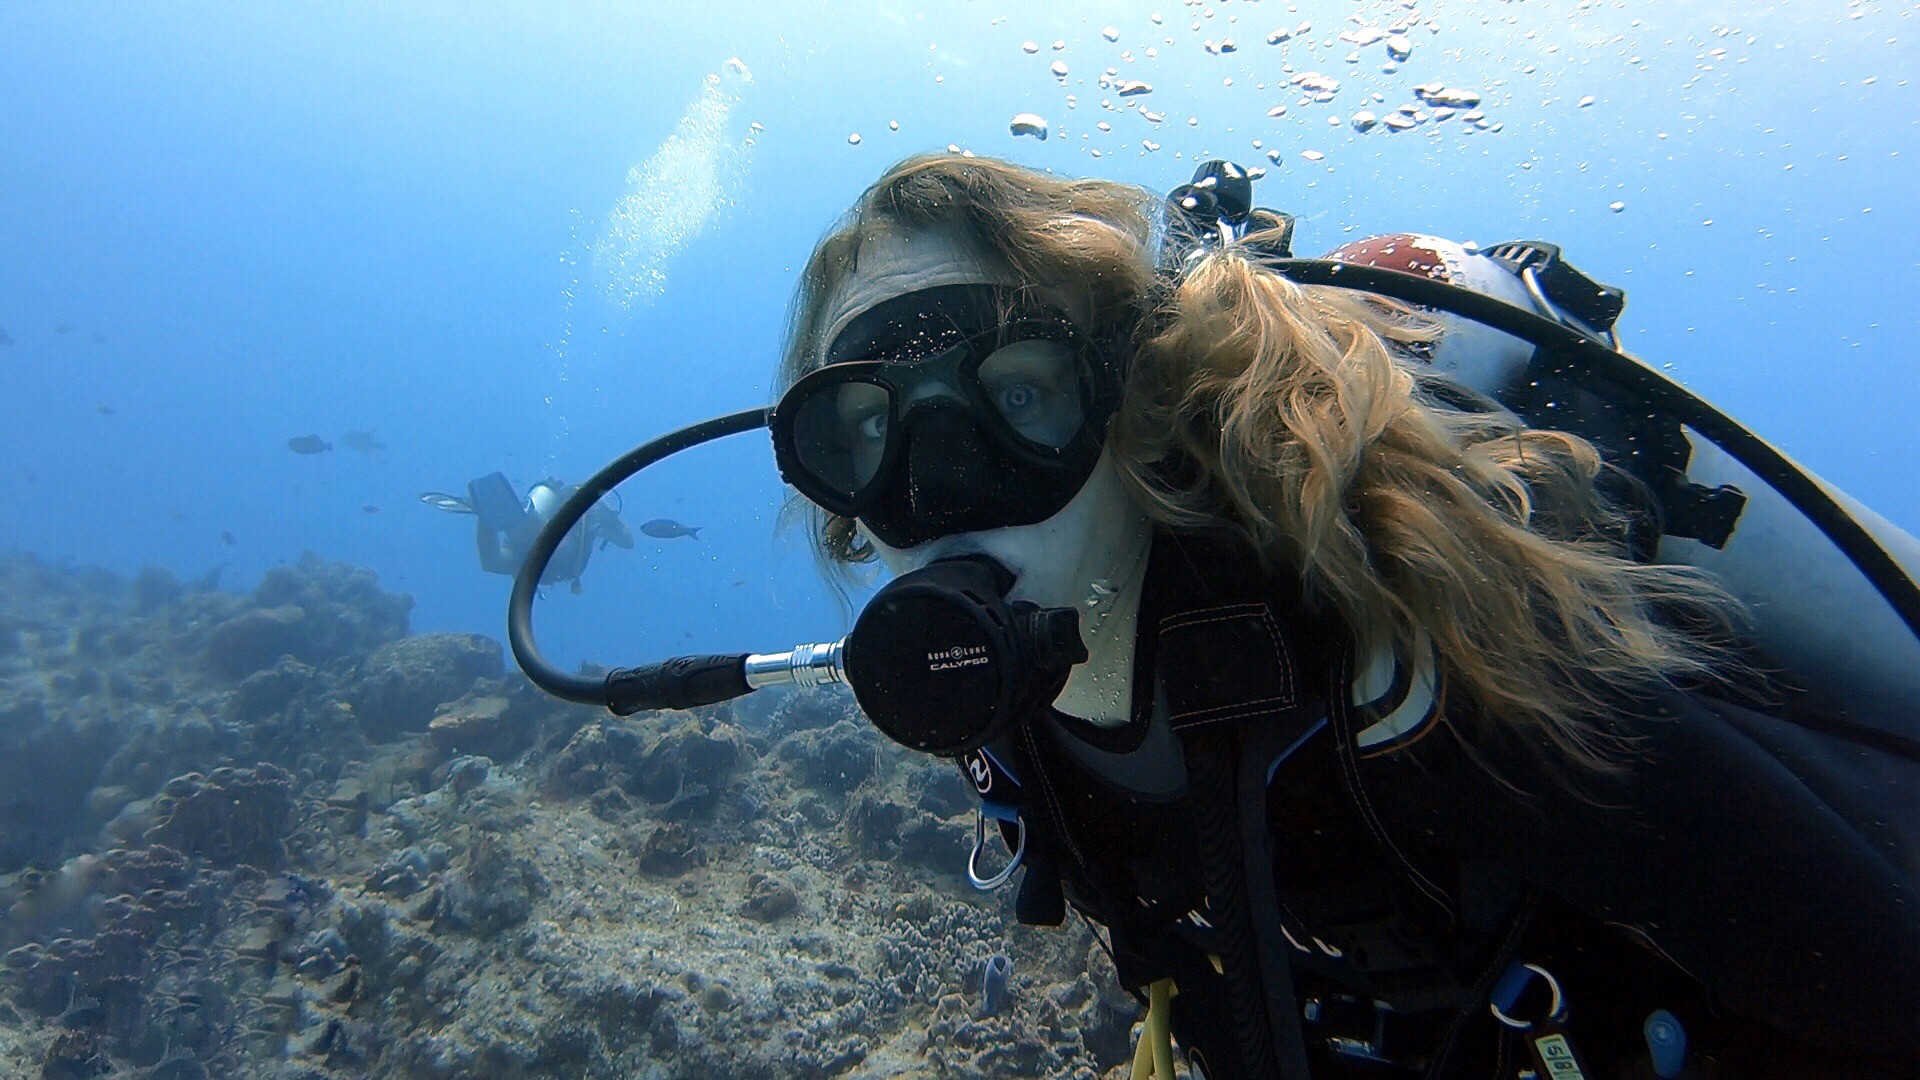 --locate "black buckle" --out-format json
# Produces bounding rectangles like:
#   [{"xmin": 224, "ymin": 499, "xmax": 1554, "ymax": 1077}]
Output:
[
  {"xmin": 1484, "ymin": 241, "xmax": 1626, "ymax": 340},
  {"xmin": 1659, "ymin": 477, "xmax": 1747, "ymax": 550},
  {"xmin": 1302, "ymin": 993, "xmax": 1425, "ymax": 1067}
]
